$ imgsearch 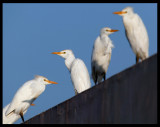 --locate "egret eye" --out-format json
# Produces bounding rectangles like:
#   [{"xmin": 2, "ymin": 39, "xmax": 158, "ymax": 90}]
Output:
[
  {"xmin": 44, "ymin": 79, "xmax": 46, "ymax": 81},
  {"xmin": 63, "ymin": 52, "xmax": 66, "ymax": 54}
]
